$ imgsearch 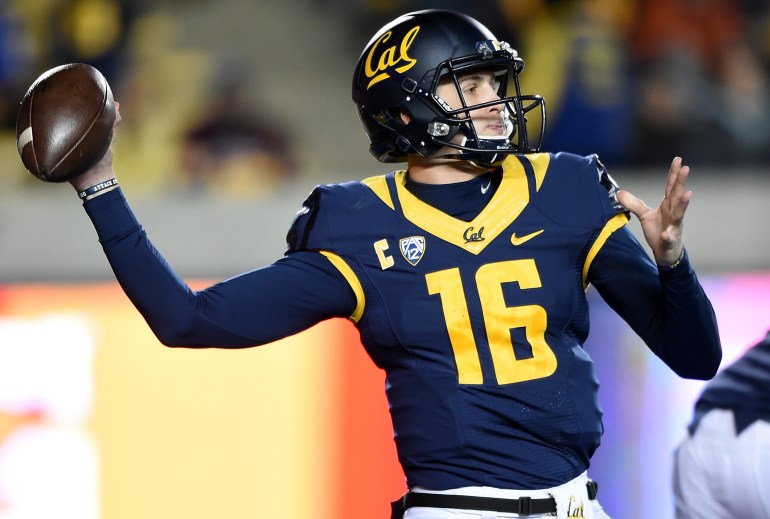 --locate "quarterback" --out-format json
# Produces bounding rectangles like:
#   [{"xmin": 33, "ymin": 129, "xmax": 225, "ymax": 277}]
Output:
[{"xmin": 62, "ymin": 9, "xmax": 720, "ymax": 519}]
